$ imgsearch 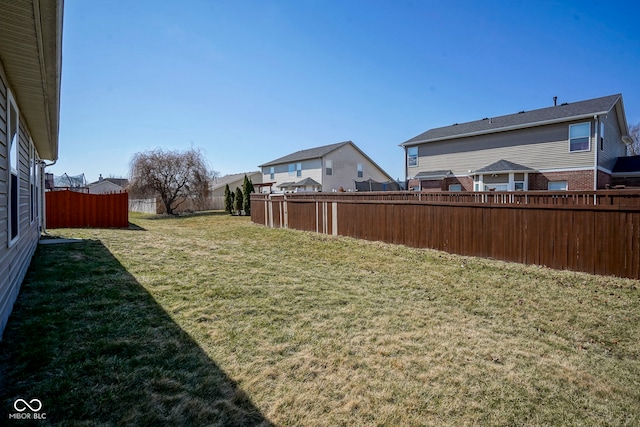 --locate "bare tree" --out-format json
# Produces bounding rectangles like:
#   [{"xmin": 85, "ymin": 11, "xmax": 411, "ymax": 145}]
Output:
[
  {"xmin": 629, "ymin": 122, "xmax": 640, "ymax": 156},
  {"xmin": 129, "ymin": 147, "xmax": 214, "ymax": 215}
]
